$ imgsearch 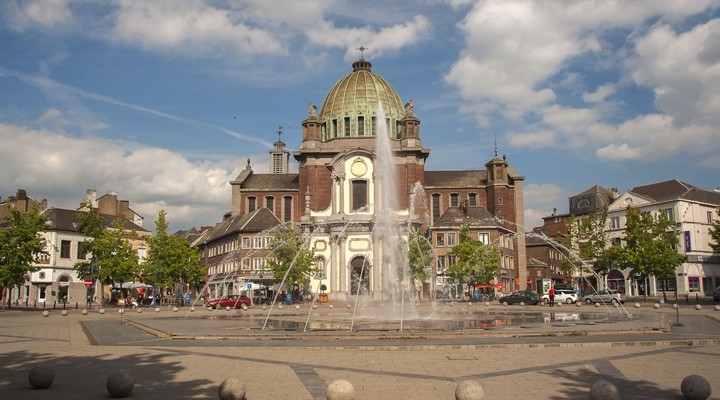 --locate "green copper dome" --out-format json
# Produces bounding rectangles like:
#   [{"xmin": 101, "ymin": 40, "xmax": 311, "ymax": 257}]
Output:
[{"xmin": 319, "ymin": 59, "xmax": 405, "ymax": 140}]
